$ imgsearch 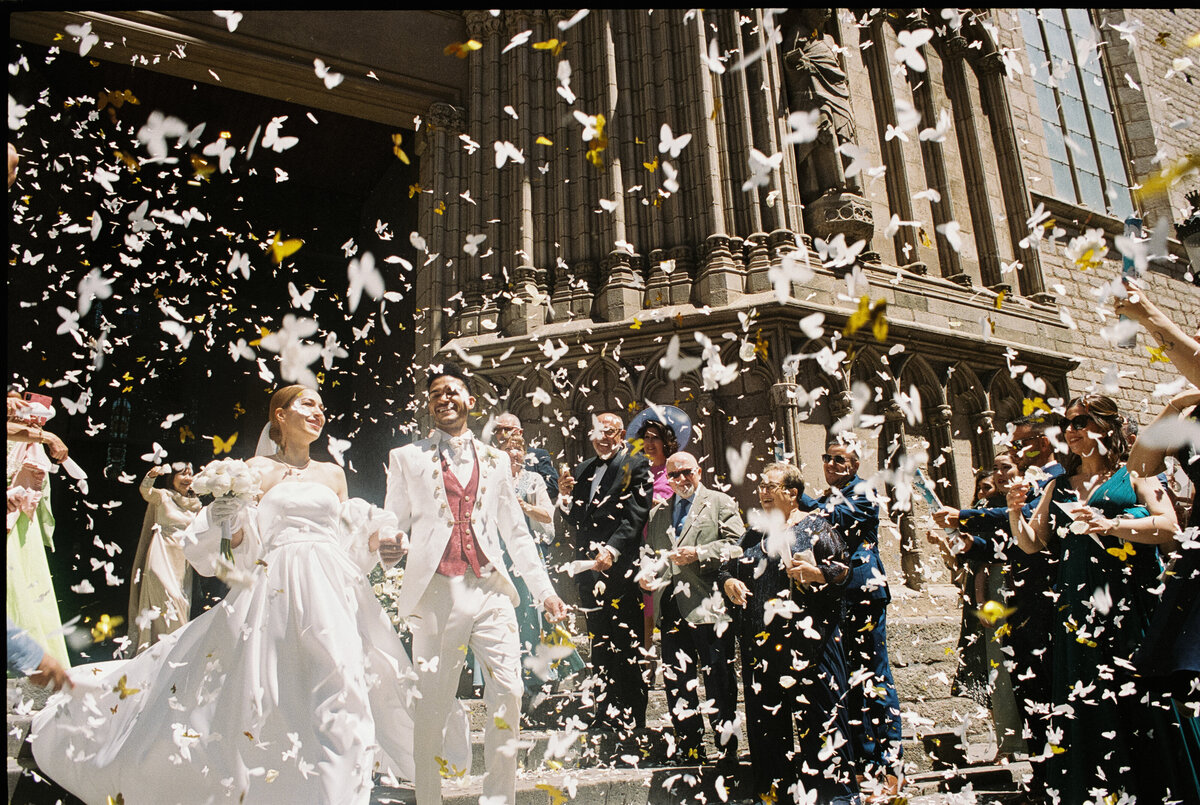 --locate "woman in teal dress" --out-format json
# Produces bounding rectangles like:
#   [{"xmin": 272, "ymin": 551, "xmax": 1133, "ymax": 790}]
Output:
[{"xmin": 1008, "ymin": 394, "xmax": 1200, "ymax": 803}]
